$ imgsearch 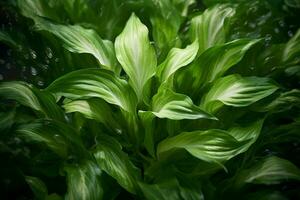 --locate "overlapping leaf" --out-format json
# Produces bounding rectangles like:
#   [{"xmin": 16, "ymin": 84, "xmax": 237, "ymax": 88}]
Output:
[
  {"xmin": 115, "ymin": 13, "xmax": 157, "ymax": 100},
  {"xmin": 236, "ymin": 156, "xmax": 300, "ymax": 185},
  {"xmin": 176, "ymin": 39, "xmax": 260, "ymax": 95},
  {"xmin": 0, "ymin": 81, "xmax": 64, "ymax": 120},
  {"xmin": 63, "ymin": 98, "xmax": 120, "ymax": 130},
  {"xmin": 16, "ymin": 119, "xmax": 86, "ymax": 158}
]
